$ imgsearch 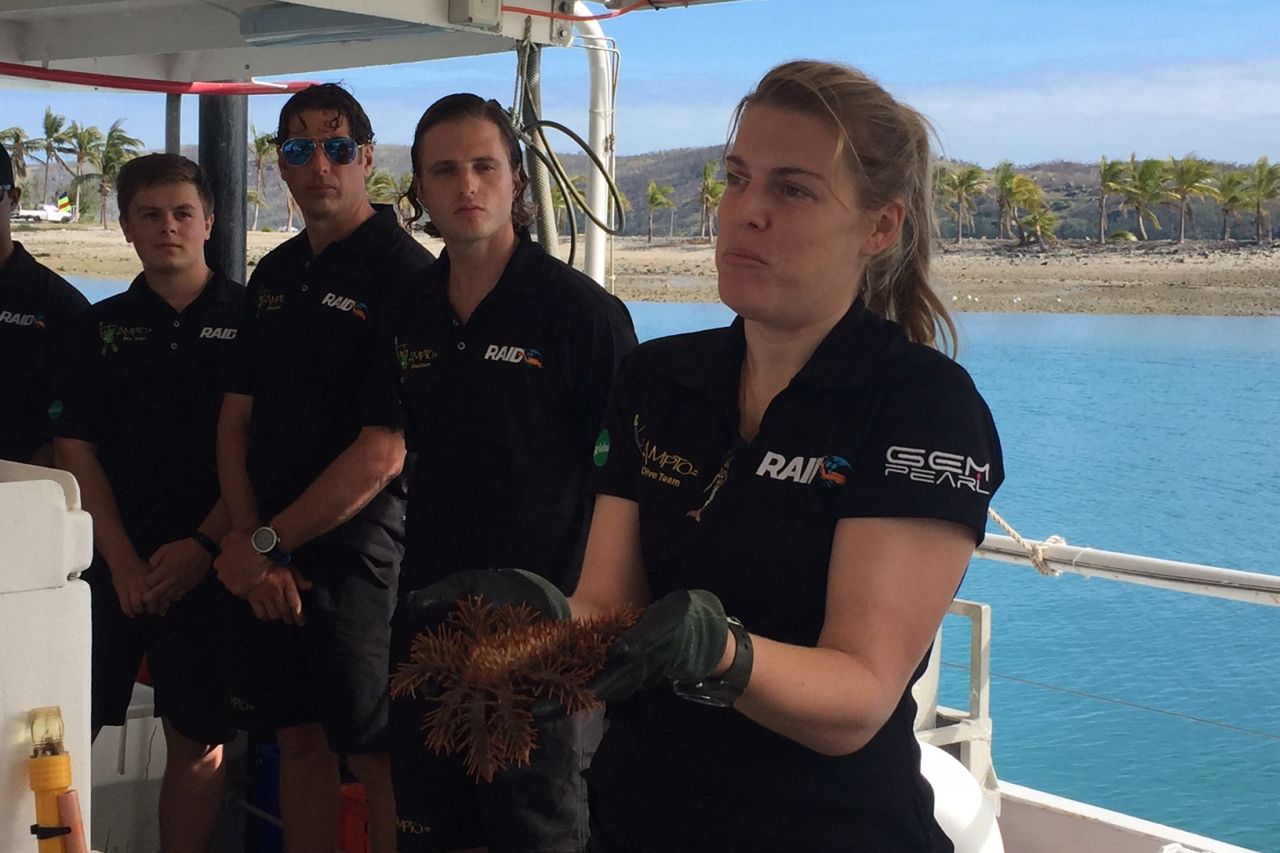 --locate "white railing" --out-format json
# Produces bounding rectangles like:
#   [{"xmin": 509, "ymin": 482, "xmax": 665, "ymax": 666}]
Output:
[{"xmin": 976, "ymin": 534, "xmax": 1280, "ymax": 607}]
